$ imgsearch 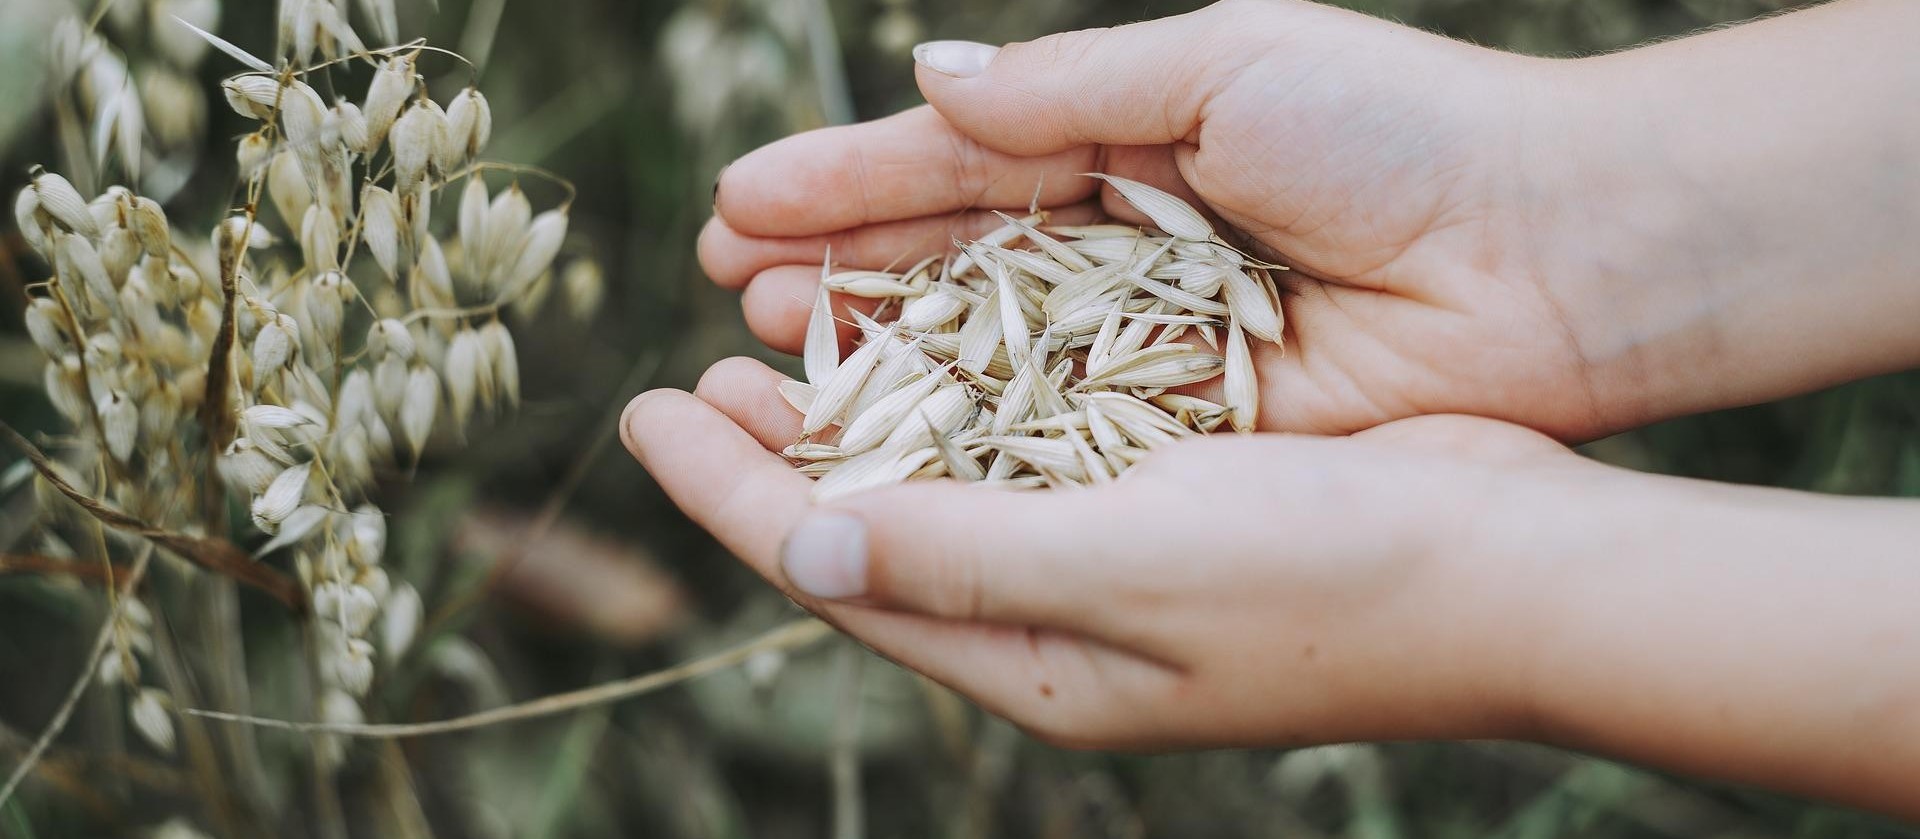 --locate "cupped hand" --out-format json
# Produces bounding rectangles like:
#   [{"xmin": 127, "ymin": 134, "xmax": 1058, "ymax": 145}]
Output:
[
  {"xmin": 700, "ymin": 0, "xmax": 1639, "ymax": 440},
  {"xmin": 620, "ymin": 356, "xmax": 1596, "ymax": 748}
]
